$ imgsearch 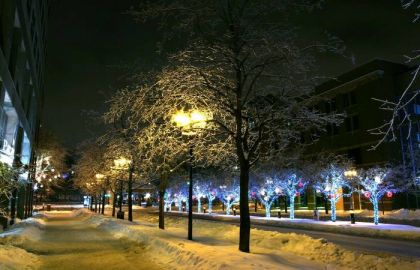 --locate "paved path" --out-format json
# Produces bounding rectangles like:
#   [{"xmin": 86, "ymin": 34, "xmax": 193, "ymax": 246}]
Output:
[{"xmin": 22, "ymin": 213, "xmax": 165, "ymax": 270}]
